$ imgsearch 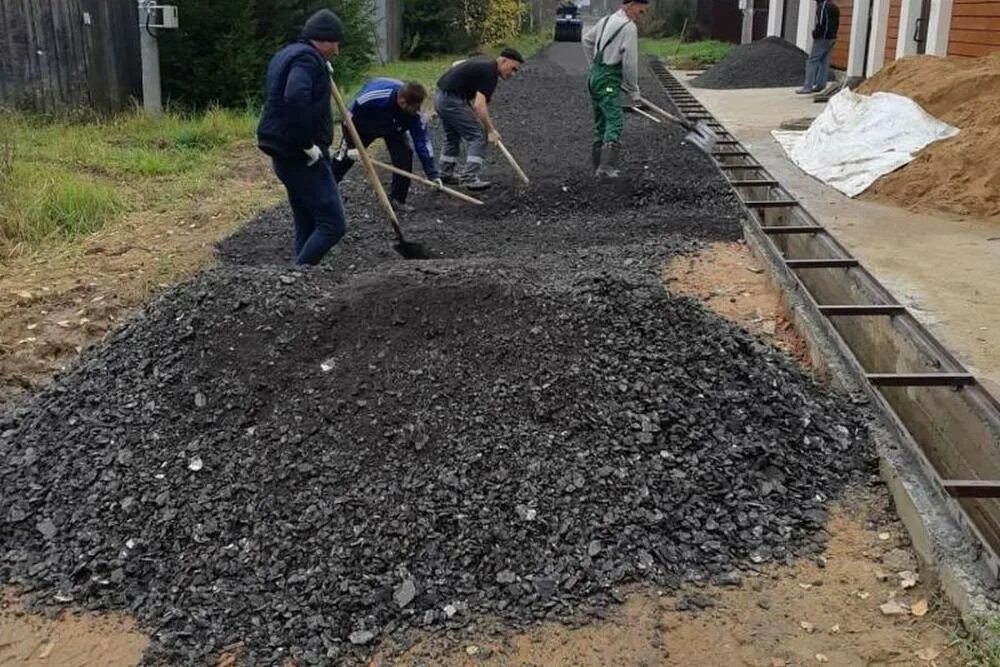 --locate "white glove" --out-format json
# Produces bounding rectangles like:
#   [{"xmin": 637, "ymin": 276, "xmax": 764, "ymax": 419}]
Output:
[
  {"xmin": 304, "ymin": 145, "xmax": 323, "ymax": 166},
  {"xmin": 487, "ymin": 129, "xmax": 502, "ymax": 145},
  {"xmin": 629, "ymin": 90, "xmax": 643, "ymax": 105},
  {"xmin": 326, "ymin": 61, "xmax": 334, "ymax": 75},
  {"xmin": 346, "ymin": 148, "xmax": 360, "ymax": 161},
  {"xmin": 431, "ymin": 177, "xmax": 444, "ymax": 188}
]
